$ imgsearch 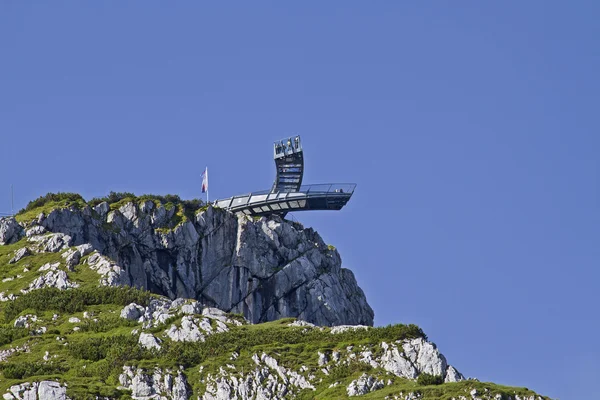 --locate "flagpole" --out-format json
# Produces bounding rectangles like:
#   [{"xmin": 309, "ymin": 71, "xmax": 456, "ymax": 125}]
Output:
[{"xmin": 206, "ymin": 167, "xmax": 209, "ymax": 205}]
